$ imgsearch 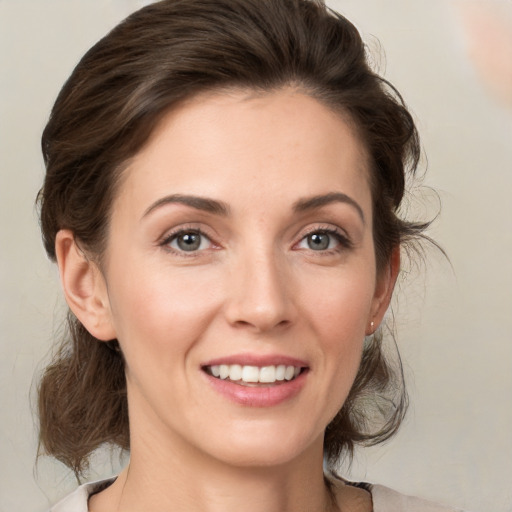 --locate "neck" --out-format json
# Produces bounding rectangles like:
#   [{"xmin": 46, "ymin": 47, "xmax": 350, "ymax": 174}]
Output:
[{"xmin": 90, "ymin": 430, "xmax": 335, "ymax": 512}]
